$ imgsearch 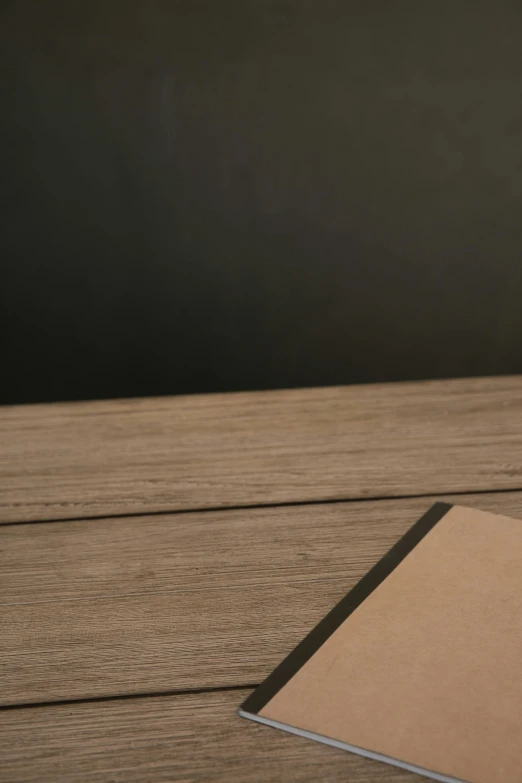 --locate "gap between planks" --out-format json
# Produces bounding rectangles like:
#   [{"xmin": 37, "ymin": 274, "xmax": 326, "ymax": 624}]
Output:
[{"xmin": 2, "ymin": 483, "xmax": 522, "ymax": 528}]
